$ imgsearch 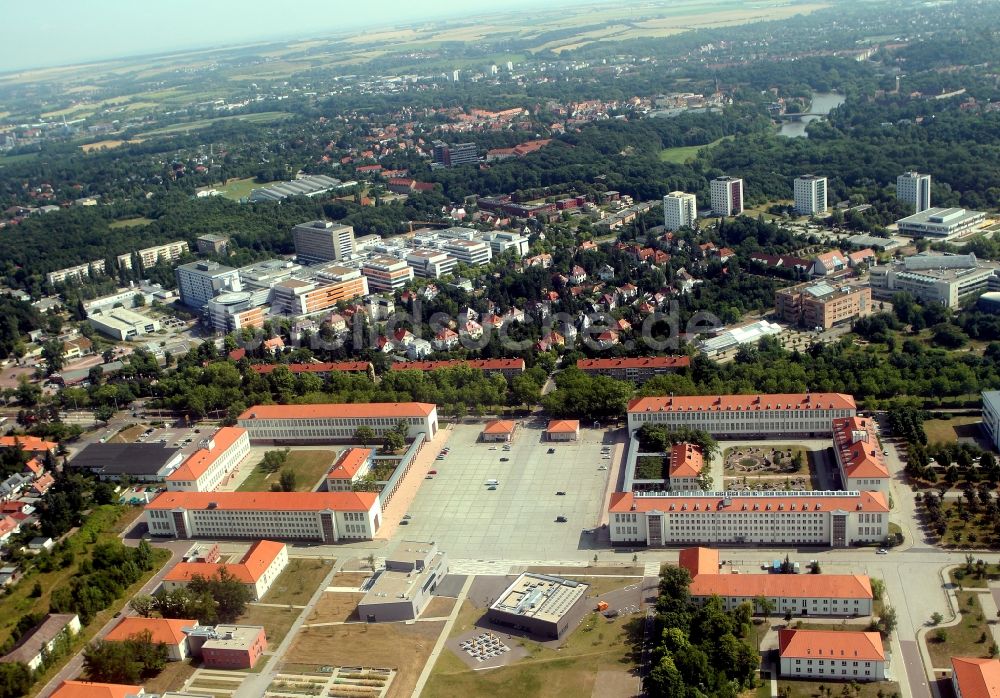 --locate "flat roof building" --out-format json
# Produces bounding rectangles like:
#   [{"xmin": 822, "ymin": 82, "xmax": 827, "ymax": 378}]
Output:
[
  {"xmin": 710, "ymin": 176, "xmax": 744, "ymax": 217},
  {"xmin": 362, "ymin": 256, "xmax": 414, "ymax": 292},
  {"xmin": 610, "ymin": 490, "xmax": 888, "ymax": 547},
  {"xmin": 248, "ymin": 174, "xmax": 344, "ymax": 203},
  {"xmin": 87, "ymin": 307, "xmax": 161, "ymax": 340},
  {"xmin": 869, "ymin": 252, "xmax": 997, "ymax": 308},
  {"xmin": 69, "ymin": 442, "xmax": 185, "ymax": 482},
  {"xmin": 442, "ymin": 238, "xmax": 493, "ymax": 267},
  {"xmin": 197, "ymin": 233, "xmax": 230, "ymax": 255},
  {"xmin": 776, "ymin": 282, "xmax": 872, "ymax": 330},
  {"xmin": 356, "ymin": 540, "xmax": 449, "ymax": 622},
  {"xmin": 406, "ymin": 248, "xmax": 457, "ymax": 279},
  {"xmin": 269, "ymin": 274, "xmax": 369, "ymax": 317},
  {"xmin": 897, "ymin": 171, "xmax": 931, "ymax": 213},
  {"xmin": 292, "ymin": 220, "xmax": 356, "ymax": 263},
  {"xmin": 896, "ymin": 207, "xmax": 986, "ymax": 240},
  {"xmin": 794, "ymin": 175, "xmax": 828, "ymax": 216},
  {"xmin": 175, "ymin": 261, "xmax": 241, "ymax": 309},
  {"xmin": 237, "ymin": 402, "xmax": 439, "ymax": 442},
  {"xmin": 697, "ymin": 319, "xmax": 784, "ymax": 357},
  {"xmin": 117, "ymin": 241, "xmax": 189, "ymax": 271},
  {"xmin": 193, "ymin": 624, "xmax": 267, "ymax": 670},
  {"xmin": 487, "ymin": 573, "xmax": 590, "ymax": 639},
  {"xmin": 983, "ymin": 391, "xmax": 1000, "ymax": 454},
  {"xmin": 146, "ymin": 491, "xmax": 382, "ymax": 543},
  {"xmin": 628, "ymin": 393, "xmax": 856, "ymax": 438},
  {"xmin": 664, "ymin": 191, "xmax": 697, "ymax": 232}
]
